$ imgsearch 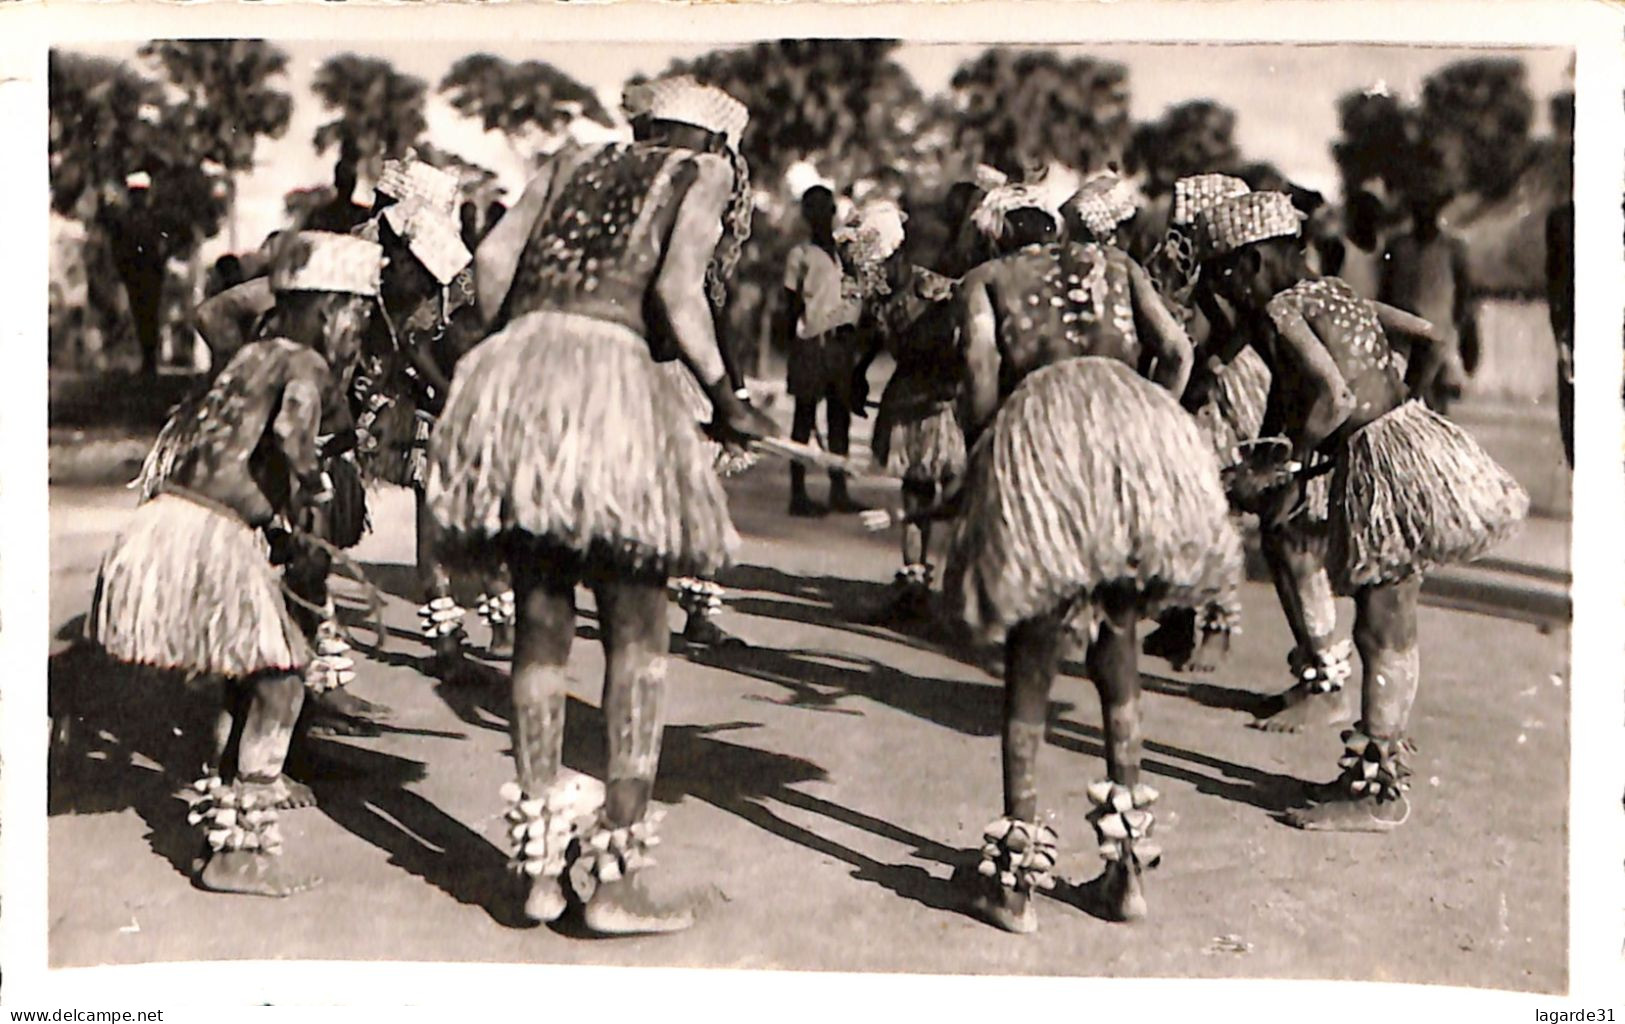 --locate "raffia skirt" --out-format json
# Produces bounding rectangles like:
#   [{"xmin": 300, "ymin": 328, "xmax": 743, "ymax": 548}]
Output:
[
  {"xmin": 135, "ymin": 392, "xmax": 208, "ymax": 501},
  {"xmin": 356, "ymin": 389, "xmax": 432, "ymax": 490},
  {"xmin": 945, "ymin": 357, "xmax": 1243, "ymax": 645},
  {"xmin": 87, "ymin": 490, "xmax": 310, "ymax": 677},
  {"xmin": 1329, "ymin": 400, "xmax": 1528, "ymax": 592},
  {"xmin": 1194, "ymin": 345, "xmax": 1271, "ymax": 465},
  {"xmin": 427, "ymin": 310, "xmax": 739, "ymax": 581},
  {"xmin": 873, "ymin": 367, "xmax": 967, "ymax": 484},
  {"xmin": 660, "ymin": 360, "xmax": 759, "ymax": 478}
]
